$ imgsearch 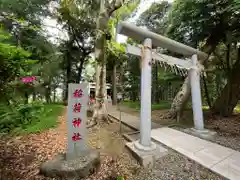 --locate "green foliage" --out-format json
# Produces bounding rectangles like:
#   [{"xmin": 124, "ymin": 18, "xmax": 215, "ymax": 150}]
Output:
[
  {"xmin": 157, "ymin": 68, "xmax": 182, "ymax": 82},
  {"xmin": 0, "ymin": 103, "xmax": 63, "ymax": 134},
  {"xmin": 122, "ymin": 100, "xmax": 171, "ymax": 111},
  {"xmin": 0, "ymin": 0, "xmax": 66, "ymax": 136},
  {"xmin": 0, "ymin": 29, "xmax": 43, "ymax": 102},
  {"xmin": 106, "ymin": 0, "xmax": 140, "ymax": 60},
  {"xmin": 167, "ymin": 0, "xmax": 239, "ymax": 46},
  {"xmin": 22, "ymin": 104, "xmax": 64, "ymax": 134},
  {"xmin": 137, "ymin": 1, "xmax": 171, "ymax": 33},
  {"xmin": 0, "ymin": 101, "xmax": 44, "ymax": 133},
  {"xmin": 0, "ymin": 30, "xmax": 33, "ymax": 83},
  {"xmin": 107, "ymin": 41, "xmax": 126, "ymax": 56},
  {"xmin": 122, "ymin": 55, "xmax": 141, "ymax": 97},
  {"xmin": 0, "ymin": 0, "xmax": 51, "ymax": 21}
]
